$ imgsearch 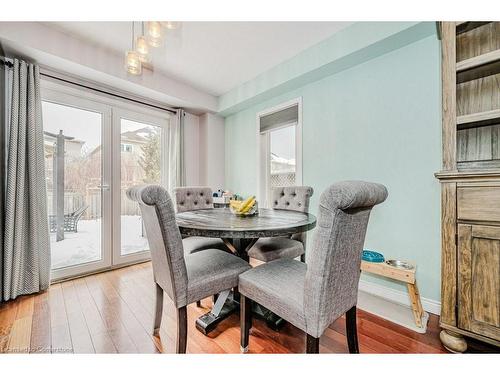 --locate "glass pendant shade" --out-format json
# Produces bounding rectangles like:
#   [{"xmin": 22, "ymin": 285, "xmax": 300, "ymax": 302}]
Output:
[
  {"xmin": 125, "ymin": 51, "xmax": 142, "ymax": 75},
  {"xmin": 147, "ymin": 21, "xmax": 164, "ymax": 47},
  {"xmin": 161, "ymin": 21, "xmax": 180, "ymax": 30},
  {"xmin": 135, "ymin": 36, "xmax": 151, "ymax": 63}
]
